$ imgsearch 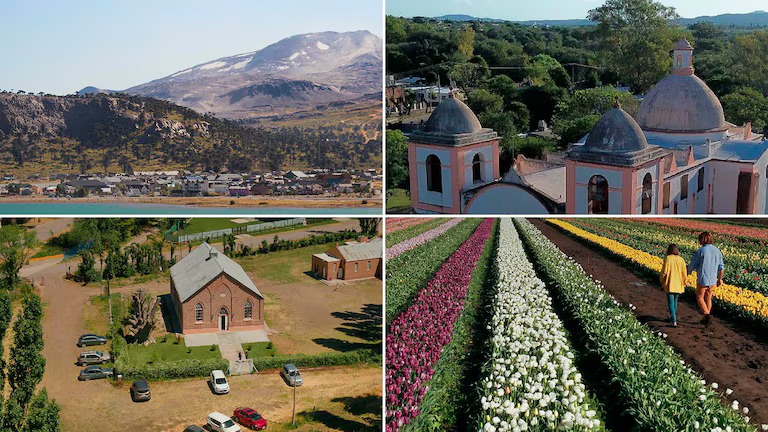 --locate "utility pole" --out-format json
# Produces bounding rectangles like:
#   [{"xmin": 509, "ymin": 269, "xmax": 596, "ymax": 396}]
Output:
[{"xmin": 292, "ymin": 381, "xmax": 297, "ymax": 425}]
